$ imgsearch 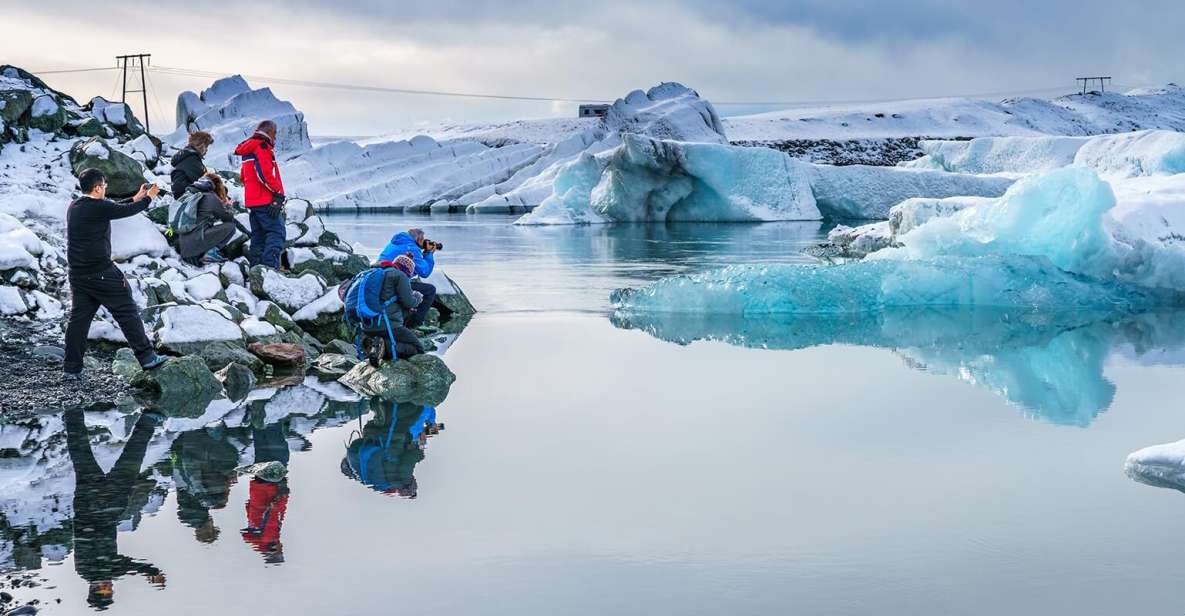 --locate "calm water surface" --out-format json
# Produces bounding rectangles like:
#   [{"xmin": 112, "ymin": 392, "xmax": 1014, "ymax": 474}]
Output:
[{"xmin": 6, "ymin": 213, "xmax": 1185, "ymax": 615}]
